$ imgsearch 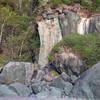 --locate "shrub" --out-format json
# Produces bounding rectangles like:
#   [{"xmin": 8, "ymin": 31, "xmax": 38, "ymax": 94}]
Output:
[
  {"xmin": 81, "ymin": 0, "xmax": 91, "ymax": 10},
  {"xmin": 50, "ymin": 70, "xmax": 59, "ymax": 76},
  {"xmin": 51, "ymin": 33, "xmax": 100, "ymax": 67},
  {"xmin": 92, "ymin": 0, "xmax": 100, "ymax": 12},
  {"xmin": 48, "ymin": 55, "xmax": 55, "ymax": 62},
  {"xmin": 53, "ymin": 0, "xmax": 63, "ymax": 6},
  {"xmin": 63, "ymin": 0, "xmax": 71, "ymax": 5}
]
